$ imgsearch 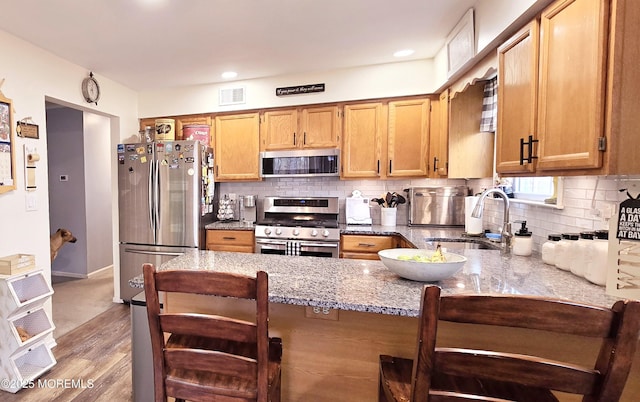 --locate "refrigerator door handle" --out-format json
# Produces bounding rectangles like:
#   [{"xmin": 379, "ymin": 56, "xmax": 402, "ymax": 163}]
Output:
[
  {"xmin": 153, "ymin": 159, "xmax": 160, "ymax": 244},
  {"xmin": 148, "ymin": 159, "xmax": 155, "ymax": 243},
  {"xmin": 123, "ymin": 248, "xmax": 184, "ymax": 257}
]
